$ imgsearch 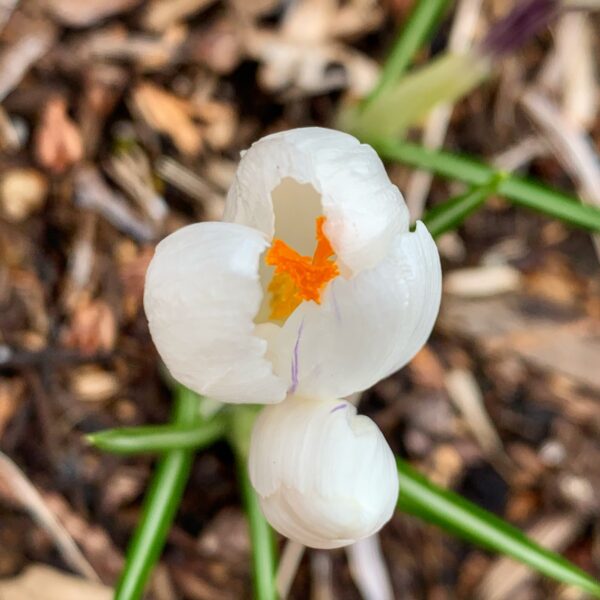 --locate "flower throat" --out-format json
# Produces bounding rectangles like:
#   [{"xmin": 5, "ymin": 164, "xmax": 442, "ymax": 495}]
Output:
[{"xmin": 266, "ymin": 216, "xmax": 339, "ymax": 320}]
